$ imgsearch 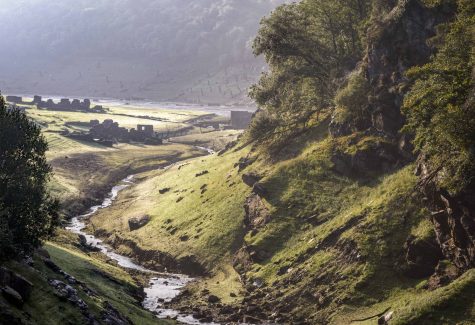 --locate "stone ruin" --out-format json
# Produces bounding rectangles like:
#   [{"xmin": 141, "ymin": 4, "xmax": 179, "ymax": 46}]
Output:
[
  {"xmin": 66, "ymin": 119, "xmax": 162, "ymax": 146},
  {"xmin": 5, "ymin": 95, "xmax": 104, "ymax": 113},
  {"xmin": 37, "ymin": 96, "xmax": 103, "ymax": 112},
  {"xmin": 5, "ymin": 96, "xmax": 23, "ymax": 104}
]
